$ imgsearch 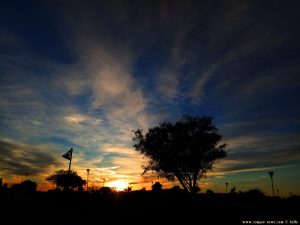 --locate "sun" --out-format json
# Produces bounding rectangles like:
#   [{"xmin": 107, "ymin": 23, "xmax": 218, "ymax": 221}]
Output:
[{"xmin": 109, "ymin": 179, "xmax": 127, "ymax": 191}]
